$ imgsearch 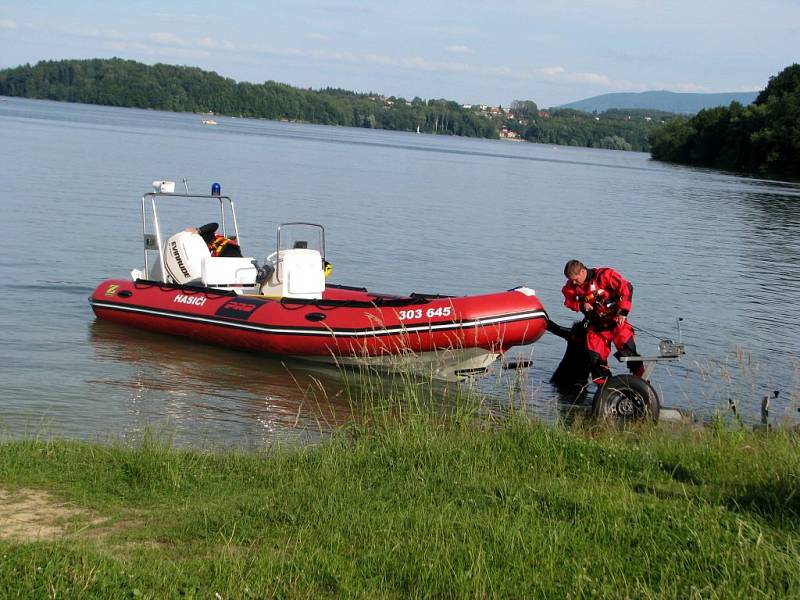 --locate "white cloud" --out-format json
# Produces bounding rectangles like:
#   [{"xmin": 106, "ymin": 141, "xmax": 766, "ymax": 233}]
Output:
[
  {"xmin": 152, "ymin": 12, "xmax": 218, "ymax": 21},
  {"xmin": 305, "ymin": 32, "xmax": 330, "ymax": 42},
  {"xmin": 149, "ymin": 31, "xmax": 184, "ymax": 46},
  {"xmin": 571, "ymin": 72, "xmax": 612, "ymax": 86},
  {"xmin": 434, "ymin": 25, "xmax": 480, "ymax": 37},
  {"xmin": 125, "ymin": 35, "xmax": 720, "ymax": 100},
  {"xmin": 540, "ymin": 66, "xmax": 565, "ymax": 76},
  {"xmin": 351, "ymin": 52, "xmax": 504, "ymax": 76},
  {"xmin": 401, "ymin": 56, "xmax": 471, "ymax": 73},
  {"xmin": 73, "ymin": 26, "xmax": 124, "ymax": 40},
  {"xmin": 538, "ymin": 66, "xmax": 611, "ymax": 85},
  {"xmin": 198, "ymin": 37, "xmax": 236, "ymax": 50},
  {"xmin": 108, "ymin": 41, "xmax": 209, "ymax": 60},
  {"xmin": 0, "ymin": 19, "xmax": 17, "ymax": 29},
  {"xmin": 535, "ymin": 65, "xmax": 719, "ymax": 95},
  {"xmin": 445, "ymin": 45, "xmax": 473, "ymax": 55},
  {"xmin": 245, "ymin": 42, "xmax": 514, "ymax": 79}
]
